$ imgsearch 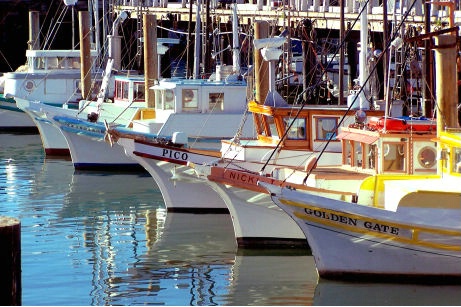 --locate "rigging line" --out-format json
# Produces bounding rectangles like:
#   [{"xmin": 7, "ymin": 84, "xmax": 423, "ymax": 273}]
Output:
[
  {"xmin": 38, "ymin": 0, "xmax": 59, "ymax": 49},
  {"xmin": 0, "ymin": 50, "xmax": 13, "ymax": 71},
  {"xmin": 298, "ymin": 0, "xmax": 421, "ymax": 184},
  {"xmin": 272, "ymin": 0, "xmax": 419, "ymax": 182},
  {"xmin": 43, "ymin": 2, "xmax": 68, "ymax": 50},
  {"xmin": 258, "ymin": 0, "xmax": 372, "ymax": 174}
]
